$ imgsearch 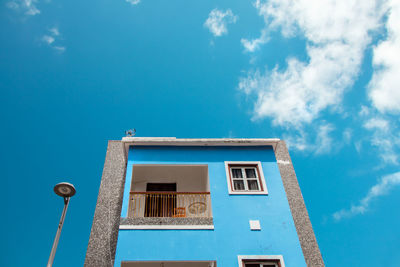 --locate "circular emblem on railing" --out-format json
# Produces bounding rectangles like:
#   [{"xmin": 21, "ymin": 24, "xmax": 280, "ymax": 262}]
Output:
[{"xmin": 188, "ymin": 202, "xmax": 207, "ymax": 215}]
